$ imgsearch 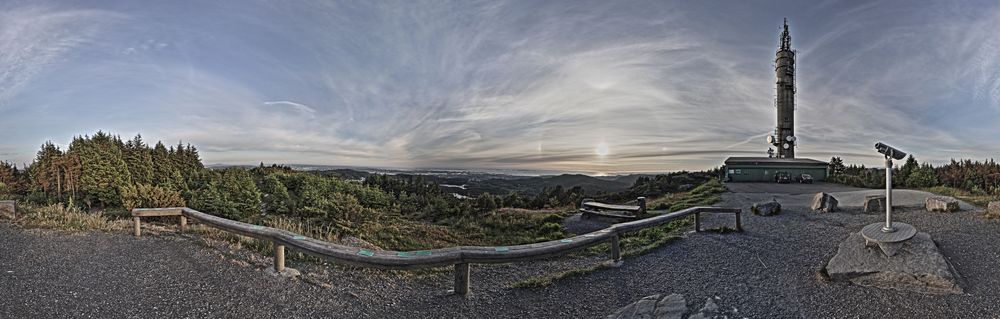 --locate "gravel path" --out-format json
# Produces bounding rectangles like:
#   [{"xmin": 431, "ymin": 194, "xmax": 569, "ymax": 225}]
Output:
[{"xmin": 2, "ymin": 183, "xmax": 999, "ymax": 318}]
